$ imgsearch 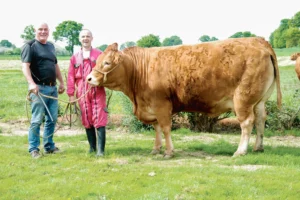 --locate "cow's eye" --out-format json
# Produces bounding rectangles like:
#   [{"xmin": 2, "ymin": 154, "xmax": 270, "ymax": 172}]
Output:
[{"xmin": 103, "ymin": 61, "xmax": 110, "ymax": 66}]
